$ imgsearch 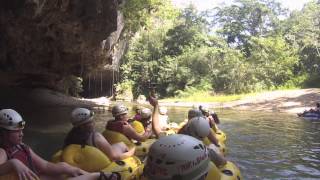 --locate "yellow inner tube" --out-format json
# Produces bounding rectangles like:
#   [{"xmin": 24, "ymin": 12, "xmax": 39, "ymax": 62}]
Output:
[
  {"xmin": 61, "ymin": 144, "xmax": 111, "ymax": 172},
  {"xmin": 102, "ymin": 129, "xmax": 135, "ymax": 149},
  {"xmin": 220, "ymin": 161, "xmax": 242, "ymax": 180},
  {"xmin": 103, "ymin": 156, "xmax": 144, "ymax": 180},
  {"xmin": 102, "ymin": 129, "xmax": 155, "ymax": 158},
  {"xmin": 51, "ymin": 144, "xmax": 144, "ymax": 180},
  {"xmin": 130, "ymin": 120, "xmax": 145, "ymax": 134}
]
